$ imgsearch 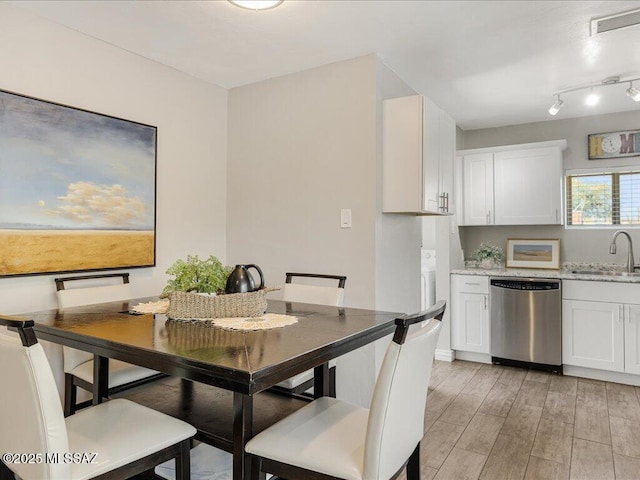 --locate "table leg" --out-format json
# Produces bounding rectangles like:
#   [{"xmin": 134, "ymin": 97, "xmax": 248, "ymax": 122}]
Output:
[
  {"xmin": 92, "ymin": 355, "xmax": 109, "ymax": 405},
  {"xmin": 233, "ymin": 392, "xmax": 253, "ymax": 480},
  {"xmin": 313, "ymin": 363, "xmax": 330, "ymax": 399}
]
